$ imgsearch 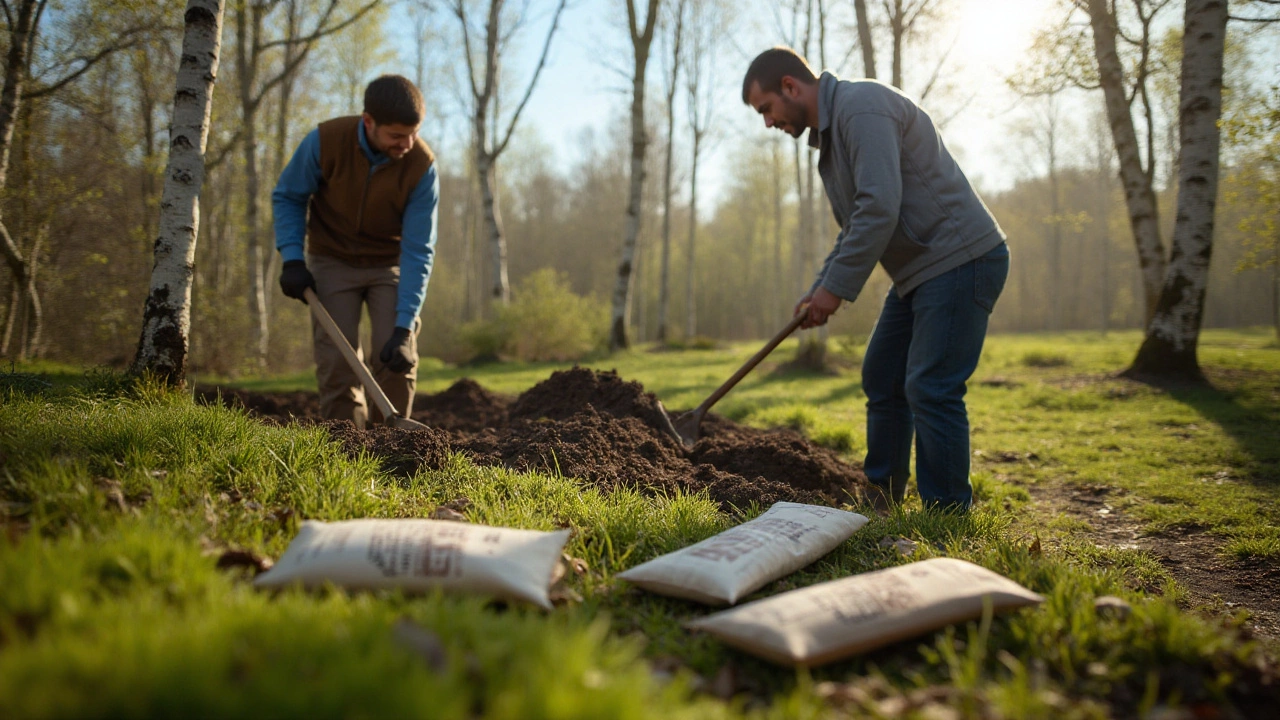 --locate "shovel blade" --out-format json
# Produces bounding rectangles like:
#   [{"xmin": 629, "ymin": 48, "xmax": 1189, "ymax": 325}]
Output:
[
  {"xmin": 388, "ymin": 415, "xmax": 431, "ymax": 431},
  {"xmin": 671, "ymin": 409, "xmax": 704, "ymax": 451}
]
